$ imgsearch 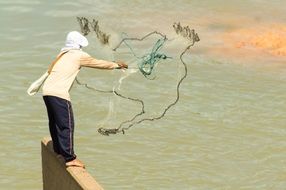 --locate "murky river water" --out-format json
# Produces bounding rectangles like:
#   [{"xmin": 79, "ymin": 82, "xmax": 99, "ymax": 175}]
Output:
[{"xmin": 0, "ymin": 0, "xmax": 285, "ymax": 189}]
